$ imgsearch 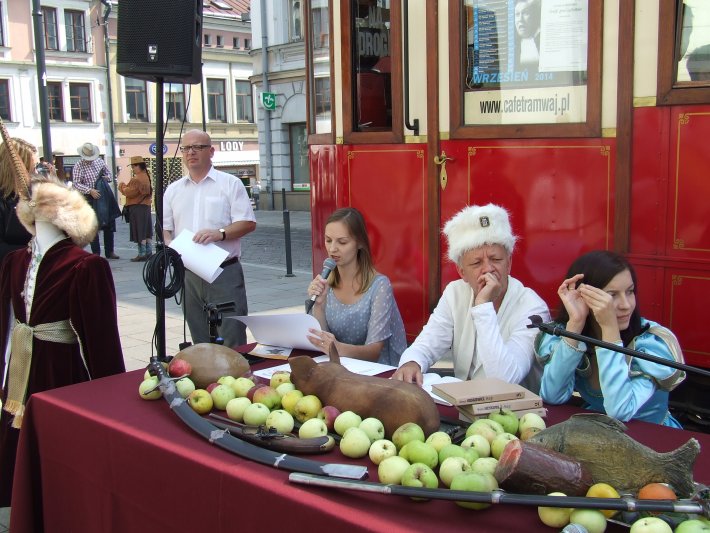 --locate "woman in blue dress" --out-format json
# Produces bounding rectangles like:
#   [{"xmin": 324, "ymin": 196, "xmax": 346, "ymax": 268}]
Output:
[
  {"xmin": 306, "ymin": 207, "xmax": 406, "ymax": 366},
  {"xmin": 535, "ymin": 250, "xmax": 685, "ymax": 427}
]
